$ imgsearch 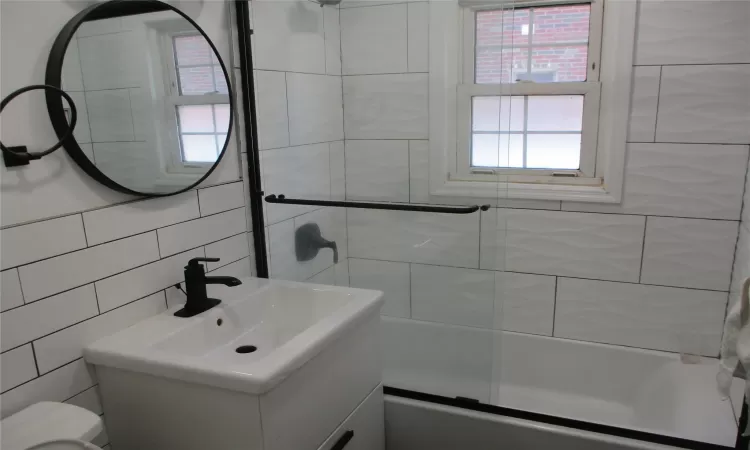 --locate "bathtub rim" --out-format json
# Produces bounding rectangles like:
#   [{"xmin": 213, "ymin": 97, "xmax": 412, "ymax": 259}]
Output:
[{"xmin": 383, "ymin": 386, "xmax": 738, "ymax": 450}]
